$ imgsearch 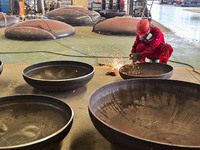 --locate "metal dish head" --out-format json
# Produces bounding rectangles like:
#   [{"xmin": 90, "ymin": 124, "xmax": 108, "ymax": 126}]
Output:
[
  {"xmin": 0, "ymin": 94, "xmax": 74, "ymax": 150},
  {"xmin": 119, "ymin": 62, "xmax": 173, "ymax": 79},
  {"xmin": 89, "ymin": 79, "xmax": 200, "ymax": 150},
  {"xmin": 23, "ymin": 61, "xmax": 95, "ymax": 92}
]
